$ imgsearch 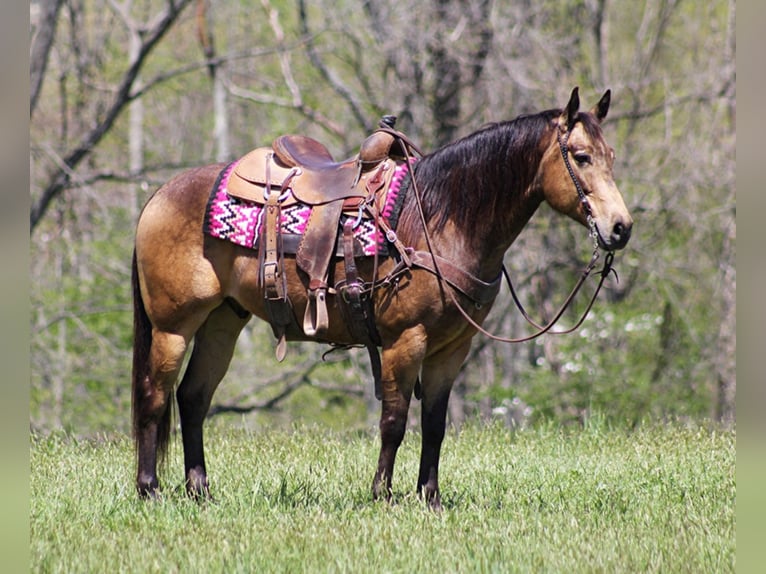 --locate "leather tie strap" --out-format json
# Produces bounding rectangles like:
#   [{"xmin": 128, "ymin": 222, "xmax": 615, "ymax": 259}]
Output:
[{"xmin": 260, "ymin": 155, "xmax": 294, "ymax": 361}]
